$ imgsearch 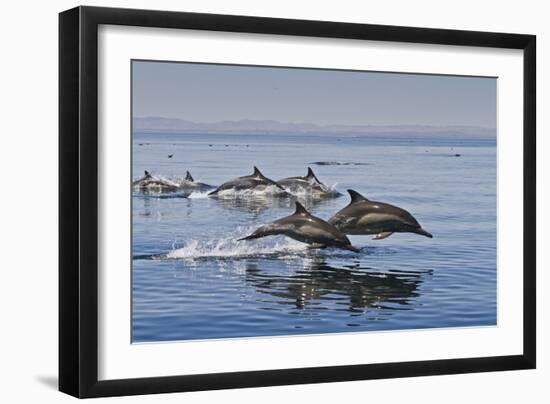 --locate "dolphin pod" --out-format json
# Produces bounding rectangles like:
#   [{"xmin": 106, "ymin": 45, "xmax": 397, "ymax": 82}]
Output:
[
  {"xmin": 134, "ymin": 166, "xmax": 338, "ymax": 199},
  {"xmin": 133, "ymin": 167, "xmax": 433, "ymax": 247},
  {"xmin": 132, "ymin": 170, "xmax": 214, "ymax": 193},
  {"xmin": 239, "ymin": 201, "xmax": 360, "ymax": 252}
]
